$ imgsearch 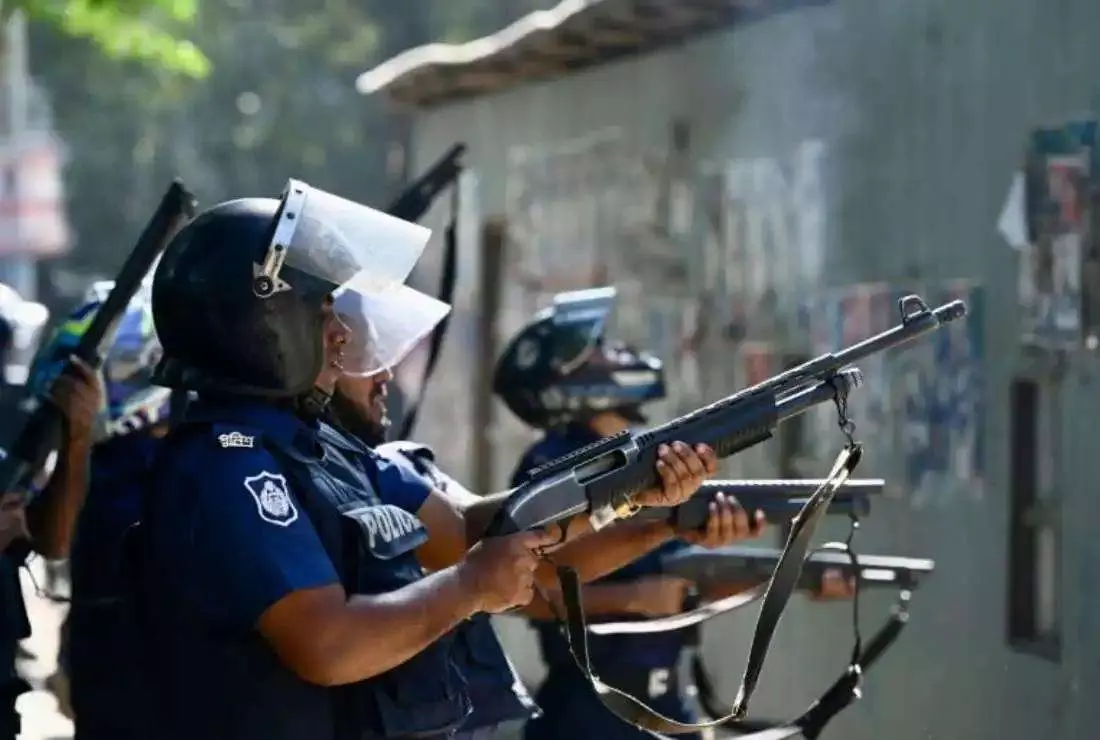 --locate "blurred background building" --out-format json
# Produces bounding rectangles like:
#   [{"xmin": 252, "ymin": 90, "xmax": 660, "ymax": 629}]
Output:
[{"xmin": 357, "ymin": 1, "xmax": 1098, "ymax": 739}]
